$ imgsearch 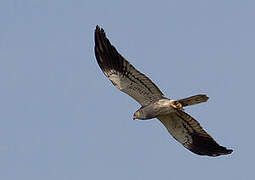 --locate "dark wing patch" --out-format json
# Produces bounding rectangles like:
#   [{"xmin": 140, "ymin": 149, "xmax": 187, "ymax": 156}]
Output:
[
  {"xmin": 188, "ymin": 133, "xmax": 233, "ymax": 156},
  {"xmin": 158, "ymin": 110, "xmax": 233, "ymax": 157},
  {"xmin": 94, "ymin": 26, "xmax": 164, "ymax": 106}
]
